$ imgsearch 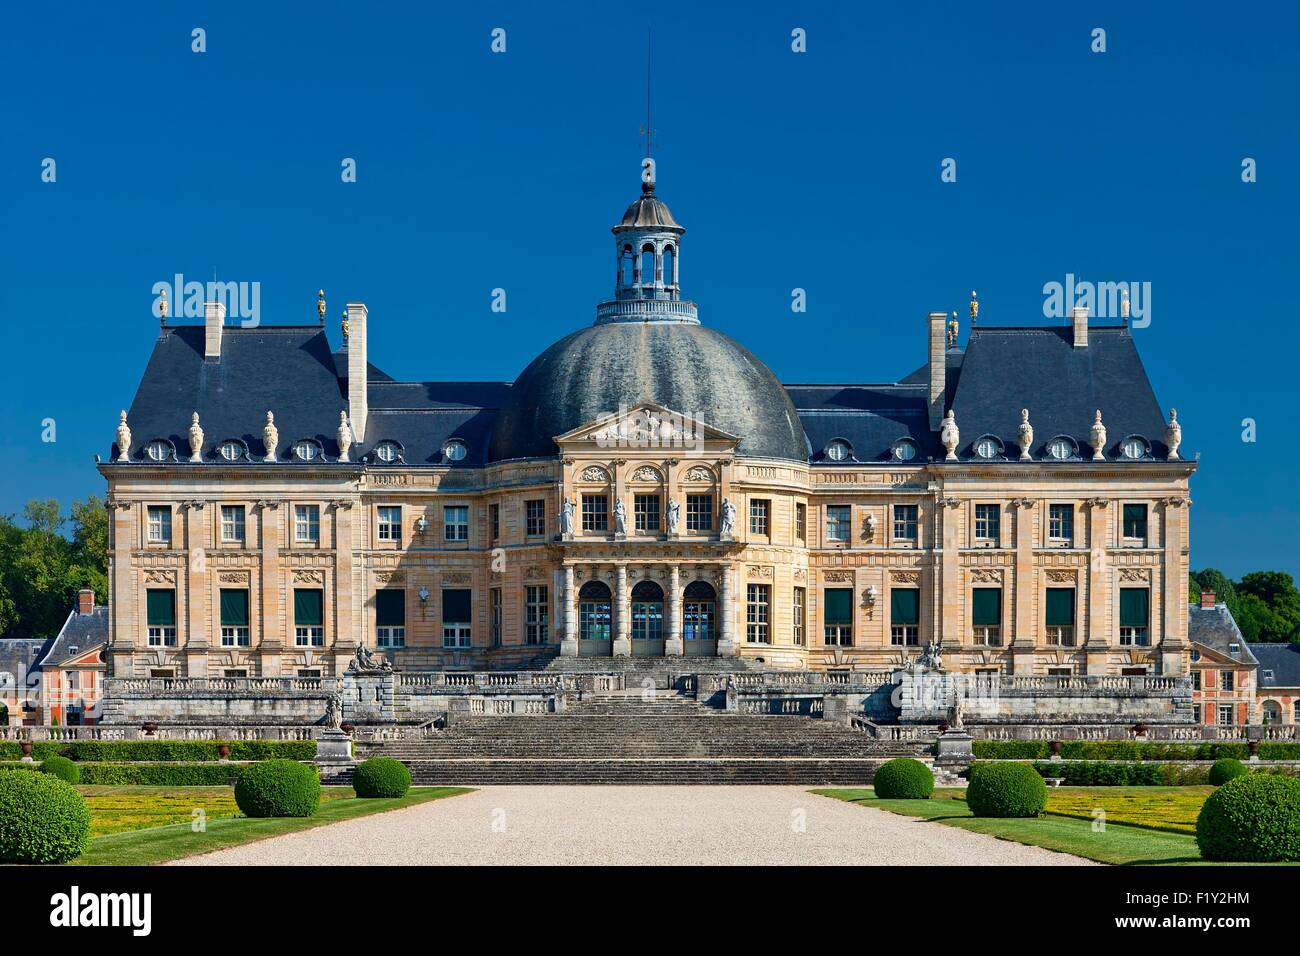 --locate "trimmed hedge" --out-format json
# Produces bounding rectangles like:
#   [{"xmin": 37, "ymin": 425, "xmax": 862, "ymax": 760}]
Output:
[
  {"xmin": 872, "ymin": 758, "xmax": 934, "ymax": 799},
  {"xmin": 0, "ymin": 740, "xmax": 316, "ymax": 762},
  {"xmin": 352, "ymin": 757, "xmax": 412, "ymax": 798},
  {"xmin": 1196, "ymin": 774, "xmax": 1300, "ymax": 862},
  {"xmin": 1033, "ymin": 761, "xmax": 1164, "ymax": 786},
  {"xmin": 1209, "ymin": 758, "xmax": 1248, "ymax": 786},
  {"xmin": 0, "ymin": 770, "xmax": 92, "ymax": 863},
  {"xmin": 77, "ymin": 763, "xmax": 248, "ymax": 786},
  {"xmin": 38, "ymin": 755, "xmax": 81, "ymax": 784},
  {"xmin": 967, "ymin": 763, "xmax": 1047, "ymax": 817},
  {"xmin": 973, "ymin": 740, "xmax": 1300, "ymax": 762},
  {"xmin": 234, "ymin": 760, "xmax": 321, "ymax": 817}
]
